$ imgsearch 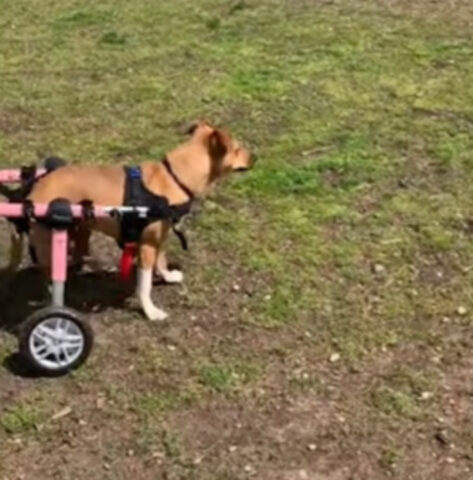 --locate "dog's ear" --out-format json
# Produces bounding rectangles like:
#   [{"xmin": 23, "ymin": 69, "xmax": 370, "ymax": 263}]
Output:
[
  {"xmin": 185, "ymin": 122, "xmax": 199, "ymax": 135},
  {"xmin": 184, "ymin": 119, "xmax": 209, "ymax": 136},
  {"xmin": 208, "ymin": 128, "xmax": 231, "ymax": 159}
]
